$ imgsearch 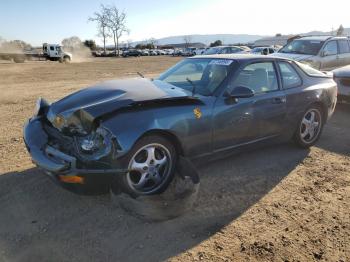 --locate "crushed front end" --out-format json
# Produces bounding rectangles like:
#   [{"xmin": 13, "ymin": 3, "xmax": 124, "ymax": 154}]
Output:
[{"xmin": 23, "ymin": 98, "xmax": 125, "ymax": 194}]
